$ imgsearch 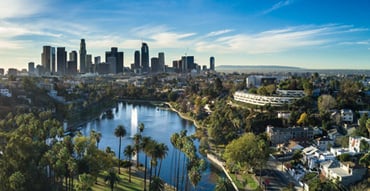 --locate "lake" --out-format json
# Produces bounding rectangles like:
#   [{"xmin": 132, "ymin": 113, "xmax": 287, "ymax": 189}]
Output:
[{"xmin": 79, "ymin": 102, "xmax": 223, "ymax": 190}]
